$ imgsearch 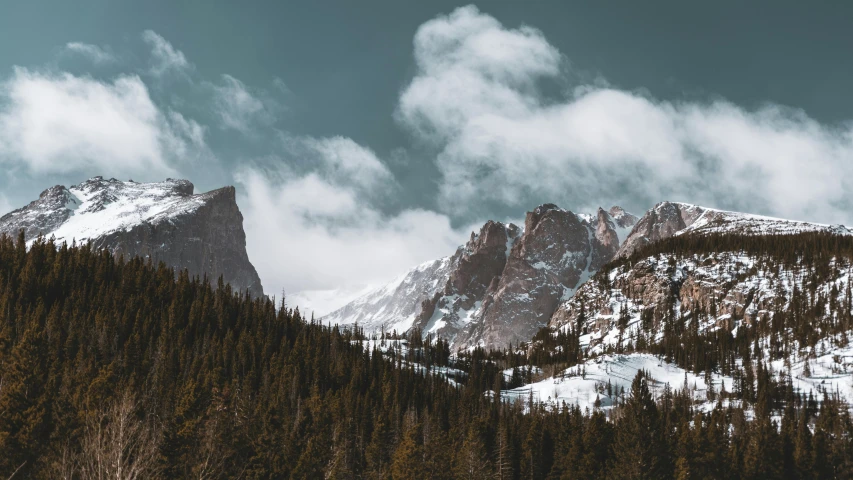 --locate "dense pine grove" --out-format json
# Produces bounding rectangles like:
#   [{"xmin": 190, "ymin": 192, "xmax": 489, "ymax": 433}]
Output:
[{"xmin": 2, "ymin": 231, "xmax": 853, "ymax": 478}]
